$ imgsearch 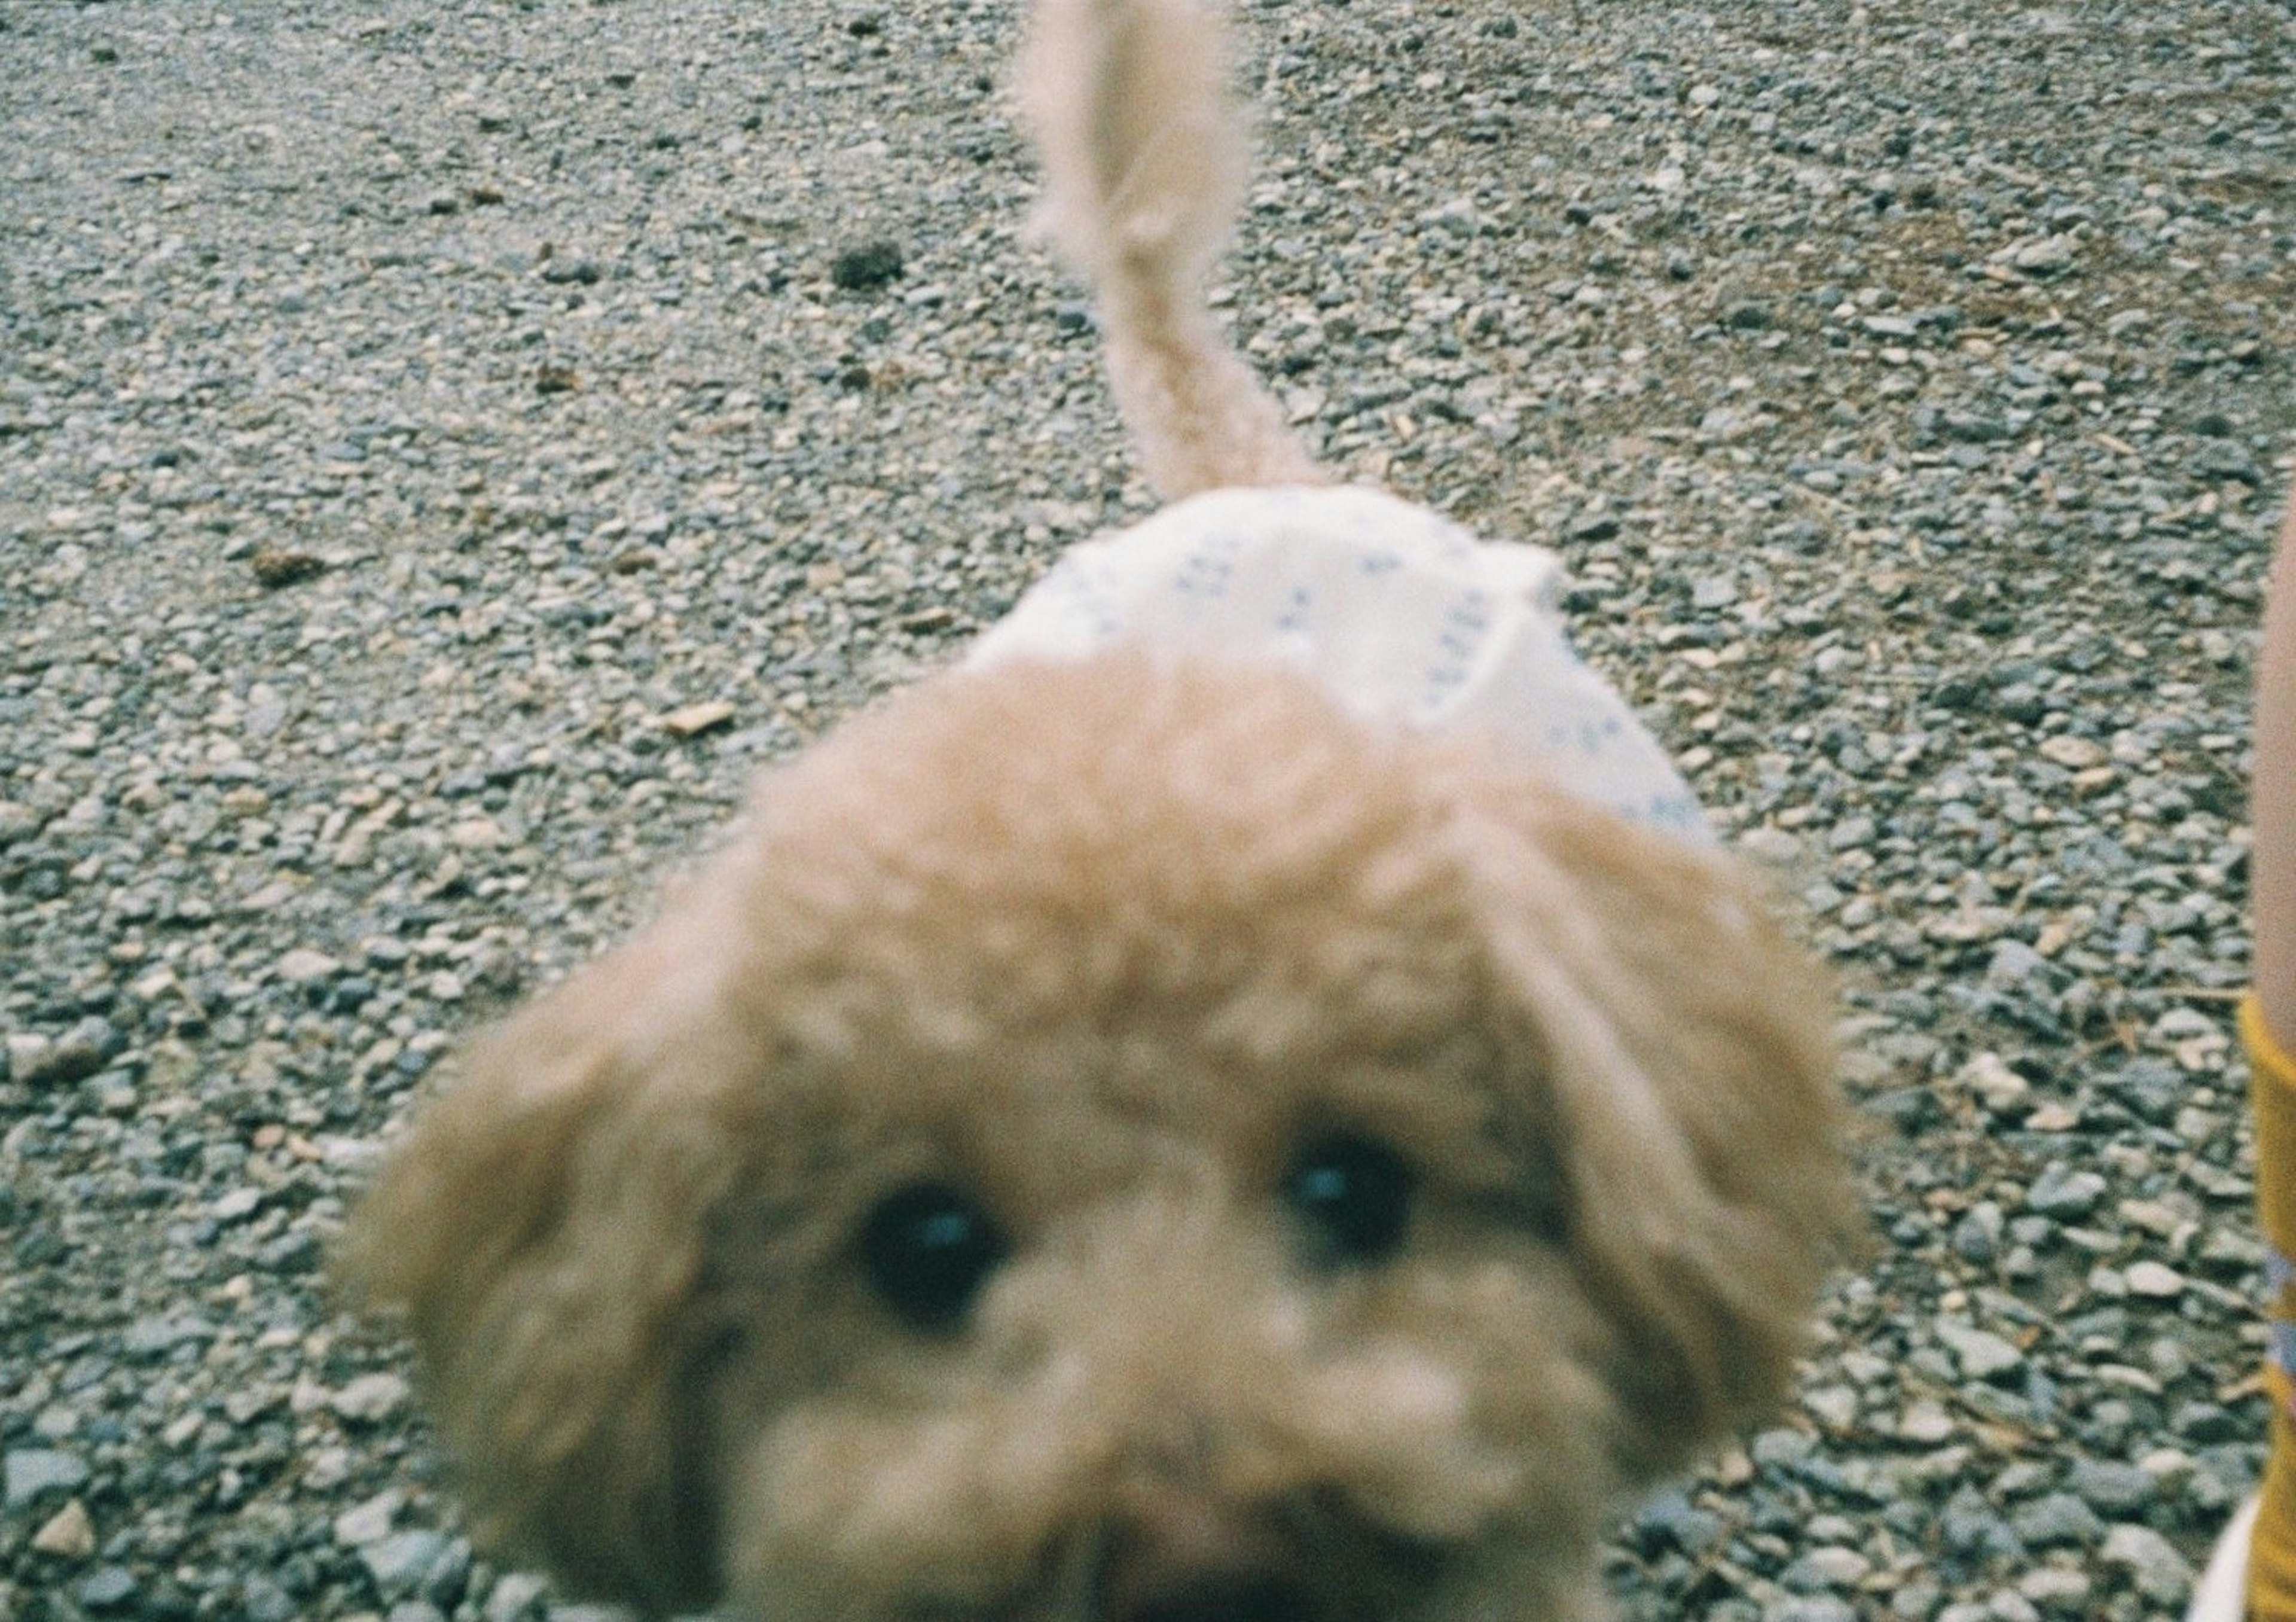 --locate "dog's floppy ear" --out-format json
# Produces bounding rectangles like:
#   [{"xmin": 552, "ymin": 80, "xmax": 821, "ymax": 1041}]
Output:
[
  {"xmin": 1444, "ymin": 769, "xmax": 1852, "ymax": 1483},
  {"xmin": 340, "ymin": 908, "xmax": 761, "ymax": 1616}
]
